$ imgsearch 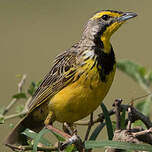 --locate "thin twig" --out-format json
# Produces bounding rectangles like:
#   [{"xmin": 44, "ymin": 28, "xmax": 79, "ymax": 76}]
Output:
[
  {"xmin": 75, "ymin": 103, "xmax": 152, "ymax": 129},
  {"xmin": 63, "ymin": 122, "xmax": 76, "ymax": 136},
  {"xmin": 133, "ymin": 127, "xmax": 152, "ymax": 137},
  {"xmin": 84, "ymin": 113, "xmax": 93, "ymax": 141},
  {"xmin": 6, "ymin": 143, "xmax": 58, "ymax": 152},
  {"xmin": 74, "ymin": 118, "xmax": 98, "ymax": 126},
  {"xmin": 121, "ymin": 104, "xmax": 152, "ymax": 129},
  {"xmin": 2, "ymin": 99, "xmax": 16, "ymax": 115},
  {"xmin": 131, "ymin": 93, "xmax": 152, "ymax": 102},
  {"xmin": 75, "ymin": 109, "xmax": 115, "ymax": 126},
  {"xmin": 114, "ymin": 99, "xmax": 122, "ymax": 130},
  {"xmin": 4, "ymin": 96, "xmax": 32, "ymax": 121},
  {"xmin": 75, "ymin": 93, "xmax": 152, "ymax": 127},
  {"xmin": 23, "ymin": 96, "xmax": 32, "ymax": 112},
  {"xmin": 4, "ymin": 111, "xmax": 27, "ymax": 120},
  {"xmin": 127, "ymin": 107, "xmax": 132, "ymax": 130},
  {"xmin": 2, "ymin": 74, "xmax": 27, "ymax": 115},
  {"xmin": 17, "ymin": 74, "xmax": 27, "ymax": 93},
  {"xmin": 6, "ymin": 134, "xmax": 83, "ymax": 152}
]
